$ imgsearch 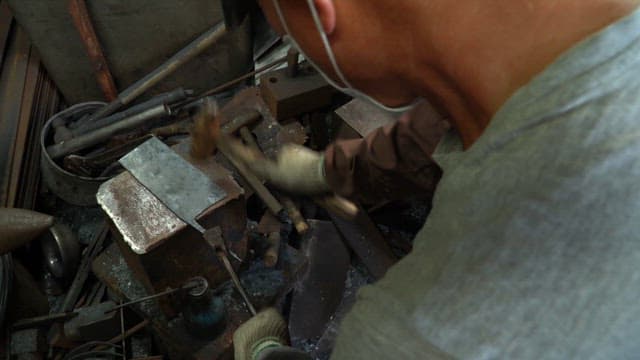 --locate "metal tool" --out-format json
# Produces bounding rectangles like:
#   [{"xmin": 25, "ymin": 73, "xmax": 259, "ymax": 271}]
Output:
[
  {"xmin": 191, "ymin": 100, "xmax": 283, "ymax": 216},
  {"xmin": 71, "ymin": 88, "xmax": 191, "ymax": 138},
  {"xmin": 203, "ymin": 227, "xmax": 256, "ymax": 316},
  {"xmin": 119, "ymin": 138, "xmax": 256, "ymax": 314},
  {"xmin": 11, "ymin": 312, "xmax": 78, "ymax": 331},
  {"xmin": 106, "ymin": 277, "xmax": 203, "ymax": 313}
]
